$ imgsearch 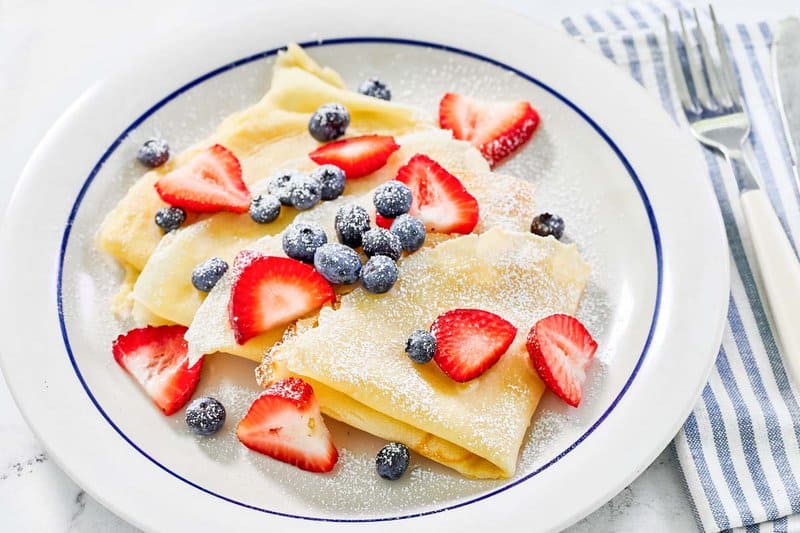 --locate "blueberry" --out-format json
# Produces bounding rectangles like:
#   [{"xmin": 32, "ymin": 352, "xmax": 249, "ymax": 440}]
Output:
[
  {"xmin": 311, "ymin": 164, "xmax": 346, "ymax": 201},
  {"xmin": 361, "ymin": 228, "xmax": 402, "ymax": 261},
  {"xmin": 358, "ymin": 77, "xmax": 392, "ymax": 101},
  {"xmin": 373, "ymin": 180, "xmax": 412, "ymax": 218},
  {"xmin": 530, "ymin": 213, "xmax": 565, "ymax": 240},
  {"xmin": 289, "ymin": 175, "xmax": 322, "ymax": 211},
  {"xmin": 405, "ymin": 330, "xmax": 436, "ymax": 363},
  {"xmin": 361, "ymin": 256, "xmax": 398, "ymax": 294},
  {"xmin": 154, "ymin": 206, "xmax": 186, "ymax": 232},
  {"xmin": 308, "ymin": 103, "xmax": 350, "ymax": 142},
  {"xmin": 185, "ymin": 396, "xmax": 226, "ymax": 436},
  {"xmin": 283, "ymin": 223, "xmax": 328, "ymax": 264},
  {"xmin": 375, "ymin": 442, "xmax": 410, "ymax": 480},
  {"xmin": 191, "ymin": 257, "xmax": 229, "ymax": 292},
  {"xmin": 390, "ymin": 215, "xmax": 426, "ymax": 253},
  {"xmin": 249, "ymin": 194, "xmax": 281, "ymax": 224},
  {"xmin": 334, "ymin": 204, "xmax": 371, "ymax": 248},
  {"xmin": 314, "ymin": 243, "xmax": 362, "ymax": 284},
  {"xmin": 268, "ymin": 170, "xmax": 301, "ymax": 206},
  {"xmin": 137, "ymin": 138, "xmax": 170, "ymax": 168}
]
